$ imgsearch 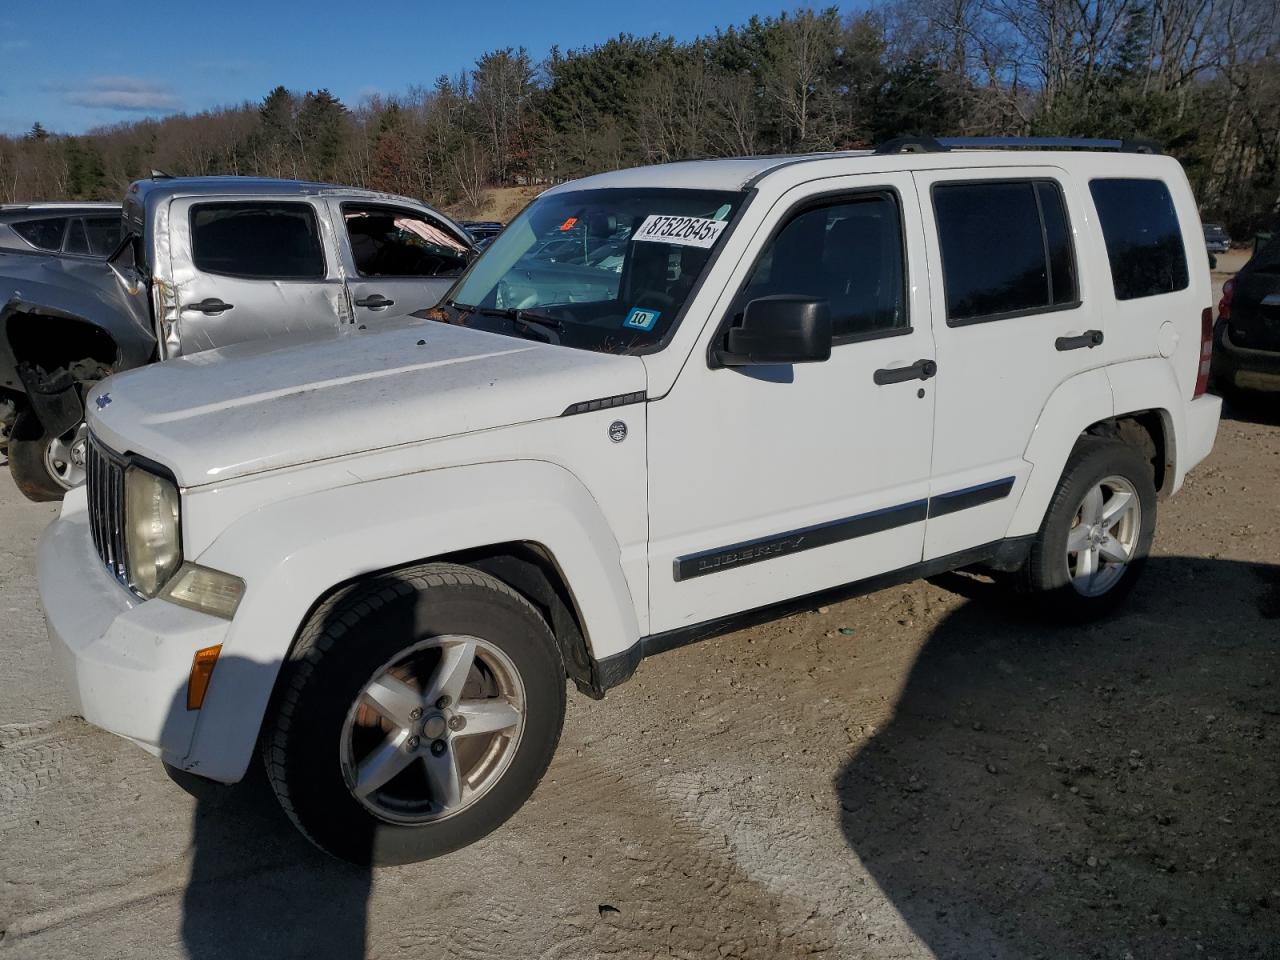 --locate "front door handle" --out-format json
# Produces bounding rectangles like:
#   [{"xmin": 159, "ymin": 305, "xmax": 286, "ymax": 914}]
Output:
[
  {"xmin": 874, "ymin": 358, "xmax": 937, "ymax": 385},
  {"xmin": 182, "ymin": 298, "xmax": 234, "ymax": 315},
  {"xmin": 1055, "ymin": 329, "xmax": 1104, "ymax": 351},
  {"xmin": 354, "ymin": 294, "xmax": 395, "ymax": 310}
]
